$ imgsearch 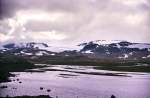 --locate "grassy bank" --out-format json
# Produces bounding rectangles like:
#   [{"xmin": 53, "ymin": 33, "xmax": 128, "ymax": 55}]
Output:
[
  {"xmin": 94, "ymin": 65, "xmax": 150, "ymax": 72},
  {"xmin": 0, "ymin": 54, "xmax": 150, "ymax": 83},
  {"xmin": 0, "ymin": 54, "xmax": 35, "ymax": 82},
  {"xmin": 30, "ymin": 55, "xmax": 150, "ymax": 72}
]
